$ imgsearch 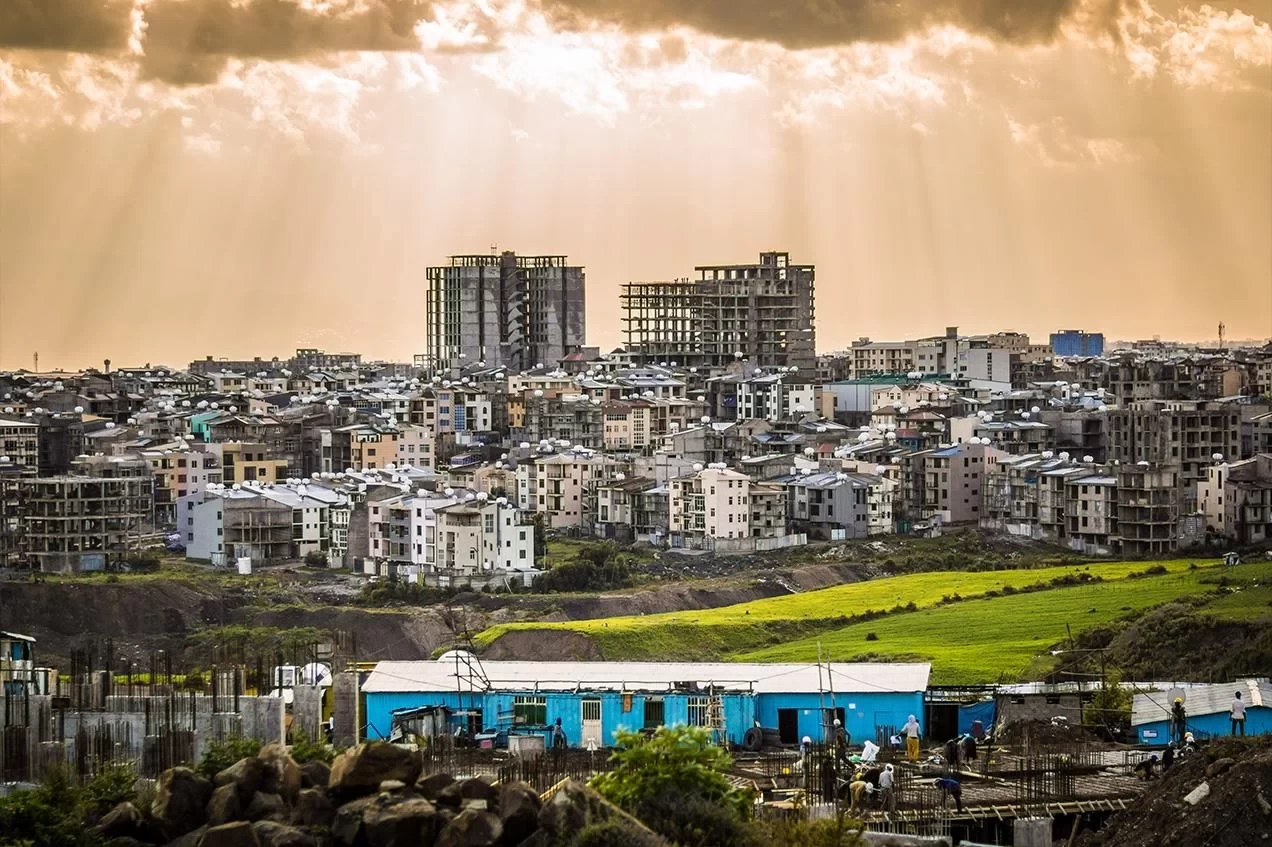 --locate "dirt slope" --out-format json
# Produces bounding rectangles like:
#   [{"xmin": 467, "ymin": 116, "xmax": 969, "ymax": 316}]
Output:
[{"xmin": 1078, "ymin": 737, "xmax": 1272, "ymax": 847}]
